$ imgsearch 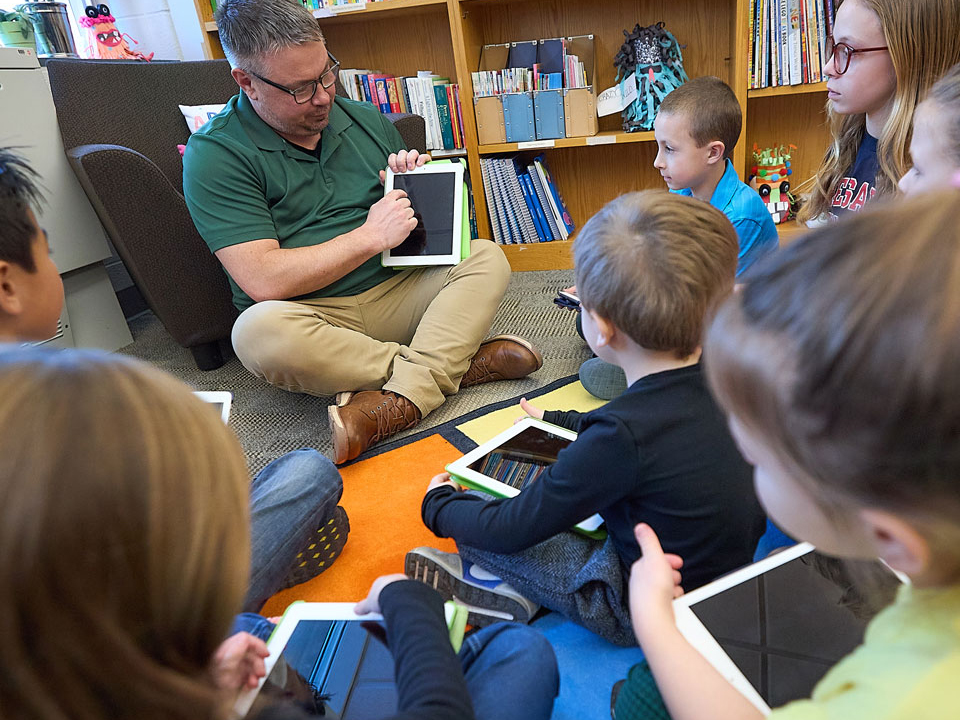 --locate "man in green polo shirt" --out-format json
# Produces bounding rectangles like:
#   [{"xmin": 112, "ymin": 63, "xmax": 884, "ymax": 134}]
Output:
[{"xmin": 183, "ymin": 0, "xmax": 541, "ymax": 464}]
